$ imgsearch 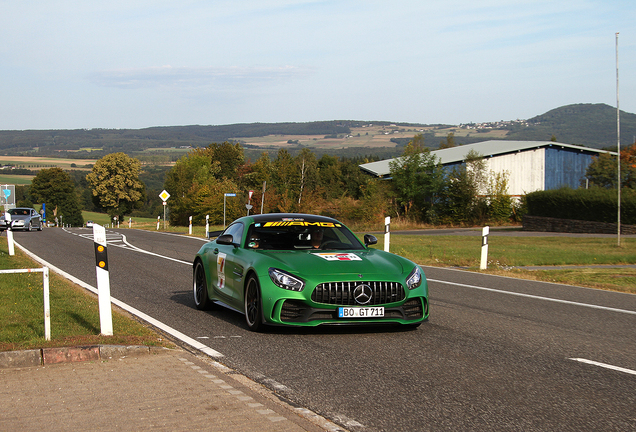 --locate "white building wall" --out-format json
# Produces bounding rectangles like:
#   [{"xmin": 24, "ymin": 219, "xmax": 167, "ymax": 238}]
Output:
[{"xmin": 484, "ymin": 148, "xmax": 545, "ymax": 197}]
